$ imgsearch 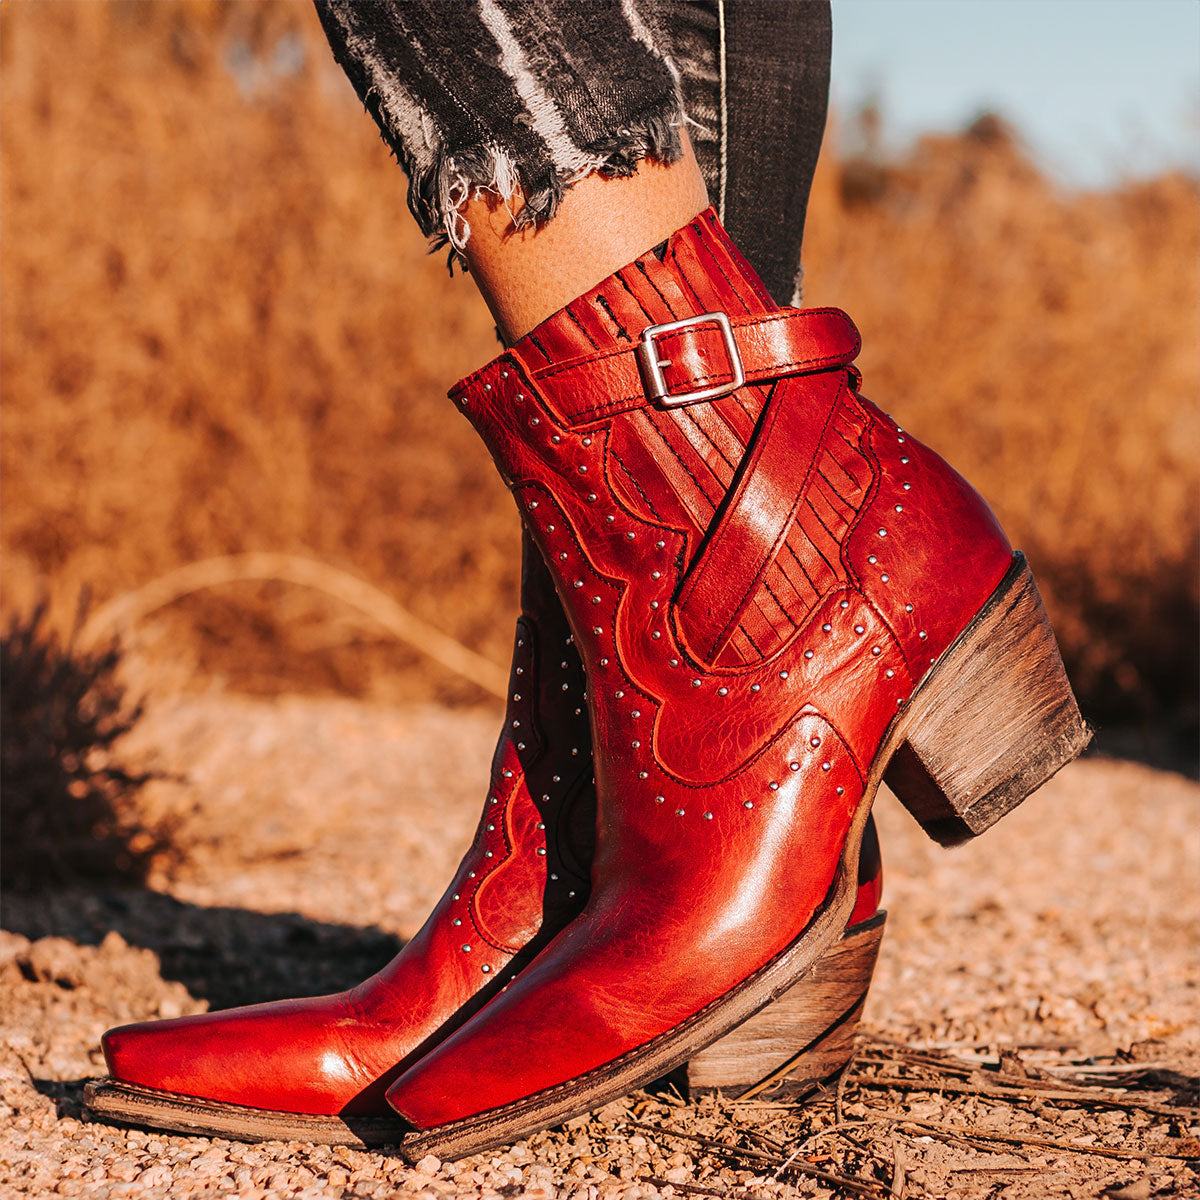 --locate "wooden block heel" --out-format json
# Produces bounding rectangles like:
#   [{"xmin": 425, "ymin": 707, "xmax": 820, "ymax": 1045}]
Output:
[
  {"xmin": 669, "ymin": 912, "xmax": 886, "ymax": 1101},
  {"xmin": 884, "ymin": 552, "xmax": 1092, "ymax": 846}
]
